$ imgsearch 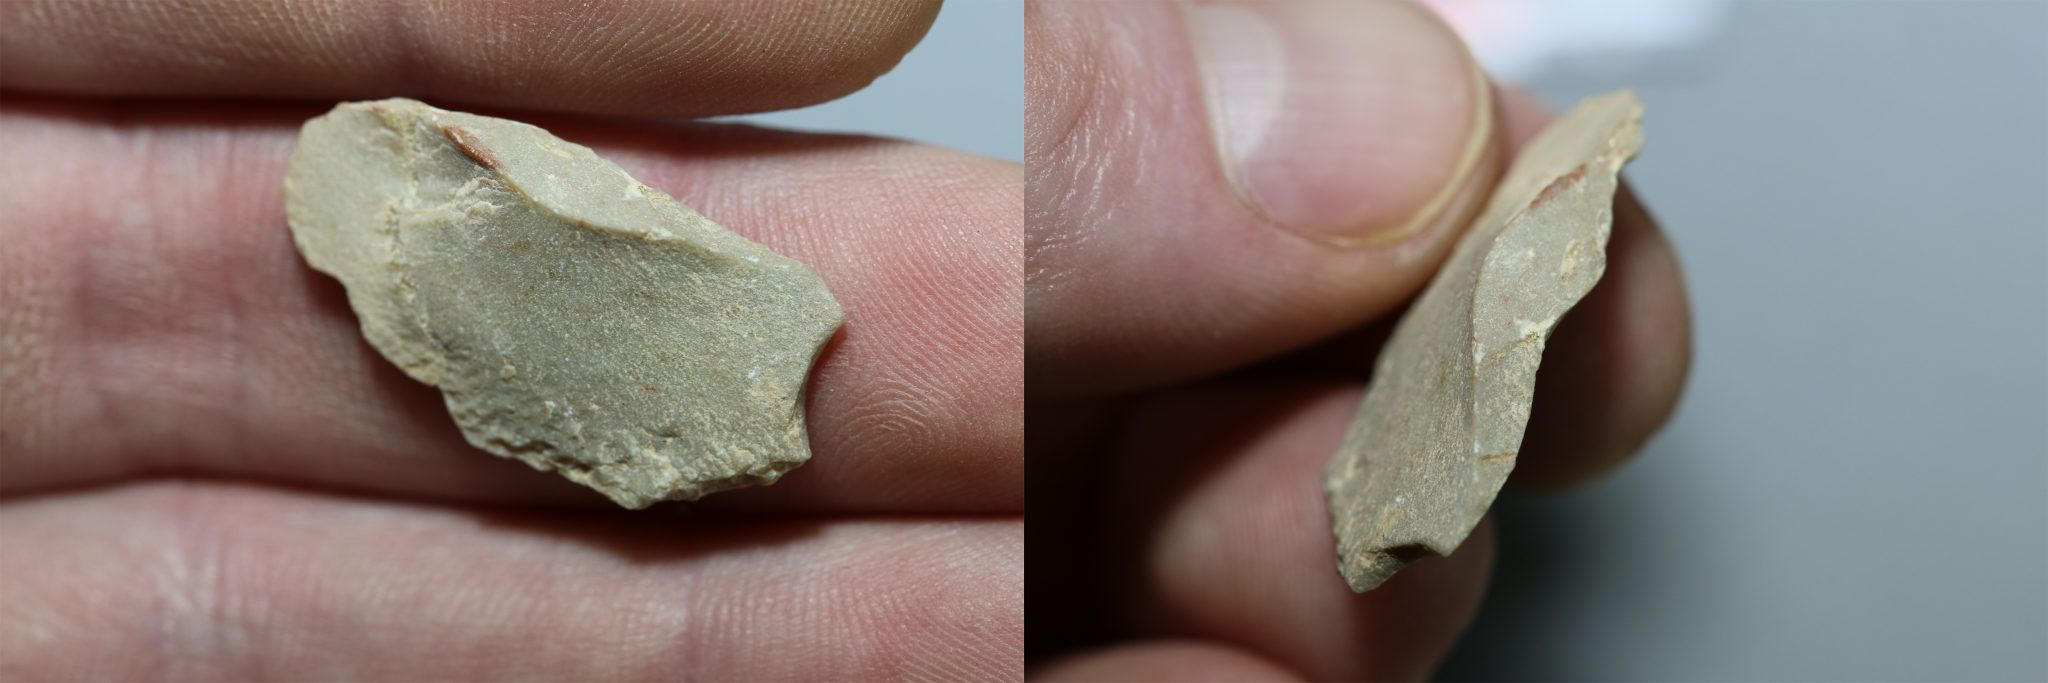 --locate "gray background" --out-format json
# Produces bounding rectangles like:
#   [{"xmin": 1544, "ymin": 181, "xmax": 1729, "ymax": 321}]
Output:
[
  {"xmin": 1436, "ymin": 2, "xmax": 2048, "ymax": 681},
  {"xmin": 723, "ymin": 0, "xmax": 1022, "ymax": 162}
]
